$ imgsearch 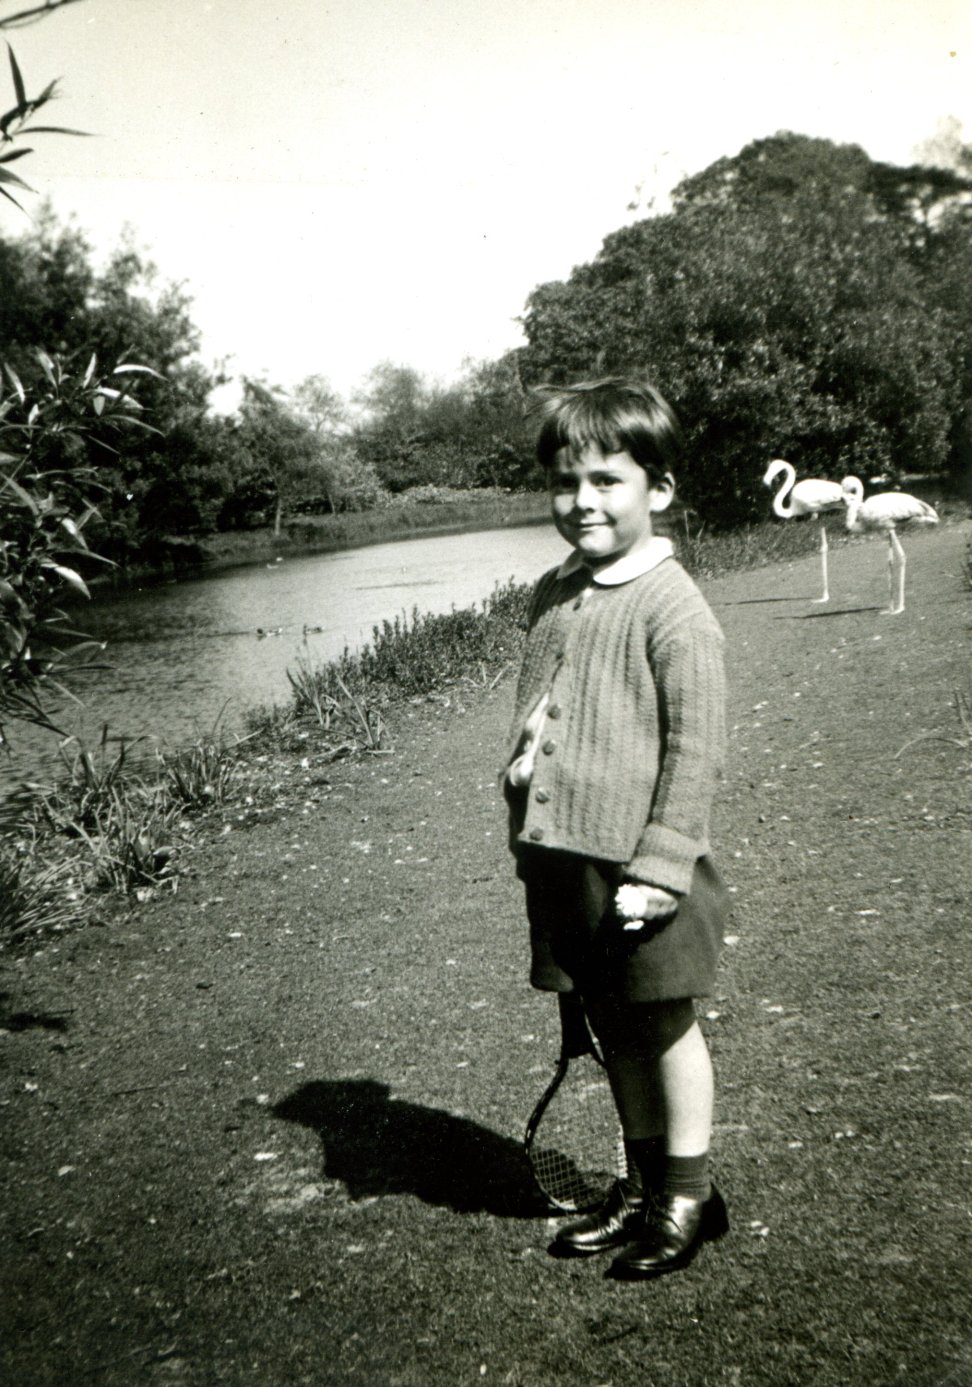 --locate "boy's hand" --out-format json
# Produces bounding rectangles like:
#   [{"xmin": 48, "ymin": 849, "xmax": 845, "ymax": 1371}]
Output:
[{"xmin": 614, "ymin": 882, "xmax": 679, "ymax": 929}]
